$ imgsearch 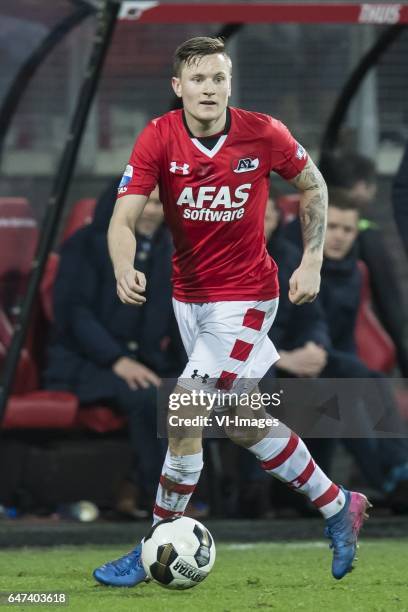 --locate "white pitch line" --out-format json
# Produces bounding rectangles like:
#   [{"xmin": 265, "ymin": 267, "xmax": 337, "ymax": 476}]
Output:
[
  {"xmin": 223, "ymin": 542, "xmax": 327, "ymax": 550},
  {"xmin": 223, "ymin": 540, "xmax": 405, "ymax": 551}
]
